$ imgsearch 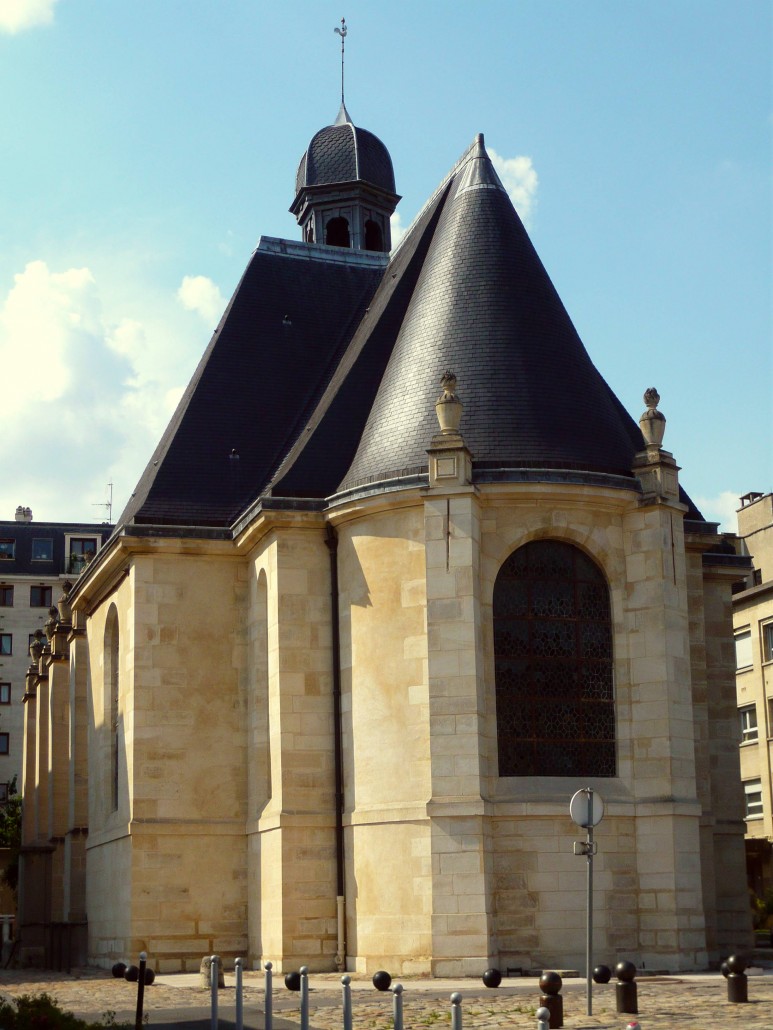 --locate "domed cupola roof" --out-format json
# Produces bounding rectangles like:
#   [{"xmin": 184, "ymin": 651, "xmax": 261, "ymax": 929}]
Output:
[{"xmin": 295, "ymin": 102, "xmax": 396, "ymax": 196}]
